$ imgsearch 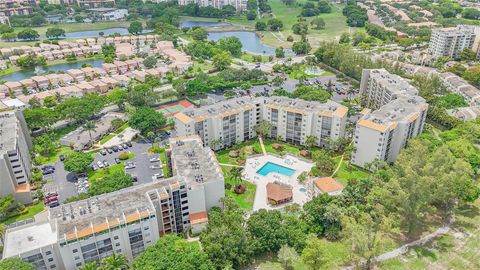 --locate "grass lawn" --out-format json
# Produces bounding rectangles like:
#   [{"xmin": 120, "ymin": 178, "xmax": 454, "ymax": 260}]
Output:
[
  {"xmin": 223, "ymin": 166, "xmax": 256, "ymax": 210},
  {"xmin": 115, "ymin": 123, "xmax": 129, "ymax": 134},
  {"xmin": 99, "ymin": 133, "xmax": 115, "ymax": 145},
  {"xmin": 263, "ymin": 139, "xmax": 302, "ymax": 155},
  {"xmin": 88, "ymin": 163, "xmax": 124, "ymax": 181},
  {"xmin": 333, "ymin": 160, "xmax": 369, "ymax": 185},
  {"xmin": 35, "ymin": 146, "xmax": 74, "ymax": 165},
  {"xmin": 240, "ymin": 52, "xmax": 272, "ymax": 63},
  {"xmin": 1, "ymin": 202, "xmax": 44, "ymax": 225}
]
